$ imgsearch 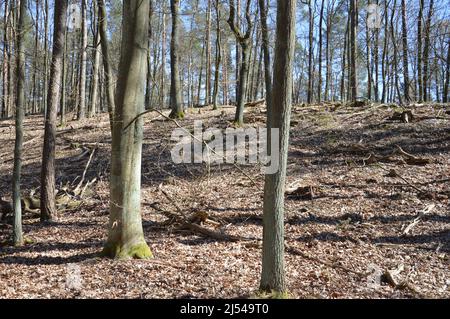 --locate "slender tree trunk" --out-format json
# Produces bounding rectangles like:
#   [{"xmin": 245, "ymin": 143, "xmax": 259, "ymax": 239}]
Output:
[
  {"xmin": 169, "ymin": 0, "xmax": 184, "ymax": 119},
  {"xmin": 97, "ymin": 0, "xmax": 115, "ymax": 131},
  {"xmin": 12, "ymin": 0, "xmax": 27, "ymax": 246},
  {"xmin": 61, "ymin": 26, "xmax": 67, "ymax": 125},
  {"xmin": 227, "ymin": 0, "xmax": 254, "ymax": 125},
  {"xmin": 349, "ymin": 0, "xmax": 358, "ymax": 102},
  {"xmin": 205, "ymin": 0, "xmax": 212, "ymax": 105},
  {"xmin": 103, "ymin": 0, "xmax": 152, "ymax": 260},
  {"xmin": 90, "ymin": 0, "xmax": 101, "ymax": 118},
  {"xmin": 160, "ymin": 9, "xmax": 167, "ymax": 108},
  {"xmin": 260, "ymin": 0, "xmax": 296, "ymax": 294},
  {"xmin": 365, "ymin": 2, "xmax": 371, "ymax": 100},
  {"xmin": 444, "ymin": 39, "xmax": 450, "ymax": 103},
  {"xmin": 31, "ymin": 0, "xmax": 39, "ymax": 114},
  {"xmin": 401, "ymin": 0, "xmax": 410, "ymax": 102},
  {"xmin": 258, "ymin": 0, "xmax": 272, "ymax": 125},
  {"xmin": 43, "ymin": 0, "xmax": 49, "ymax": 116},
  {"xmin": 422, "ymin": 0, "xmax": 434, "ymax": 102},
  {"xmin": 318, "ymin": 0, "xmax": 325, "ymax": 103},
  {"xmin": 417, "ymin": 0, "xmax": 424, "ymax": 102},
  {"xmin": 2, "ymin": 0, "xmax": 10, "ymax": 119},
  {"xmin": 40, "ymin": 0, "xmax": 68, "ymax": 222},
  {"xmin": 307, "ymin": 0, "xmax": 314, "ymax": 104},
  {"xmin": 77, "ymin": 0, "xmax": 88, "ymax": 120},
  {"xmin": 212, "ymin": 0, "xmax": 222, "ymax": 110}
]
